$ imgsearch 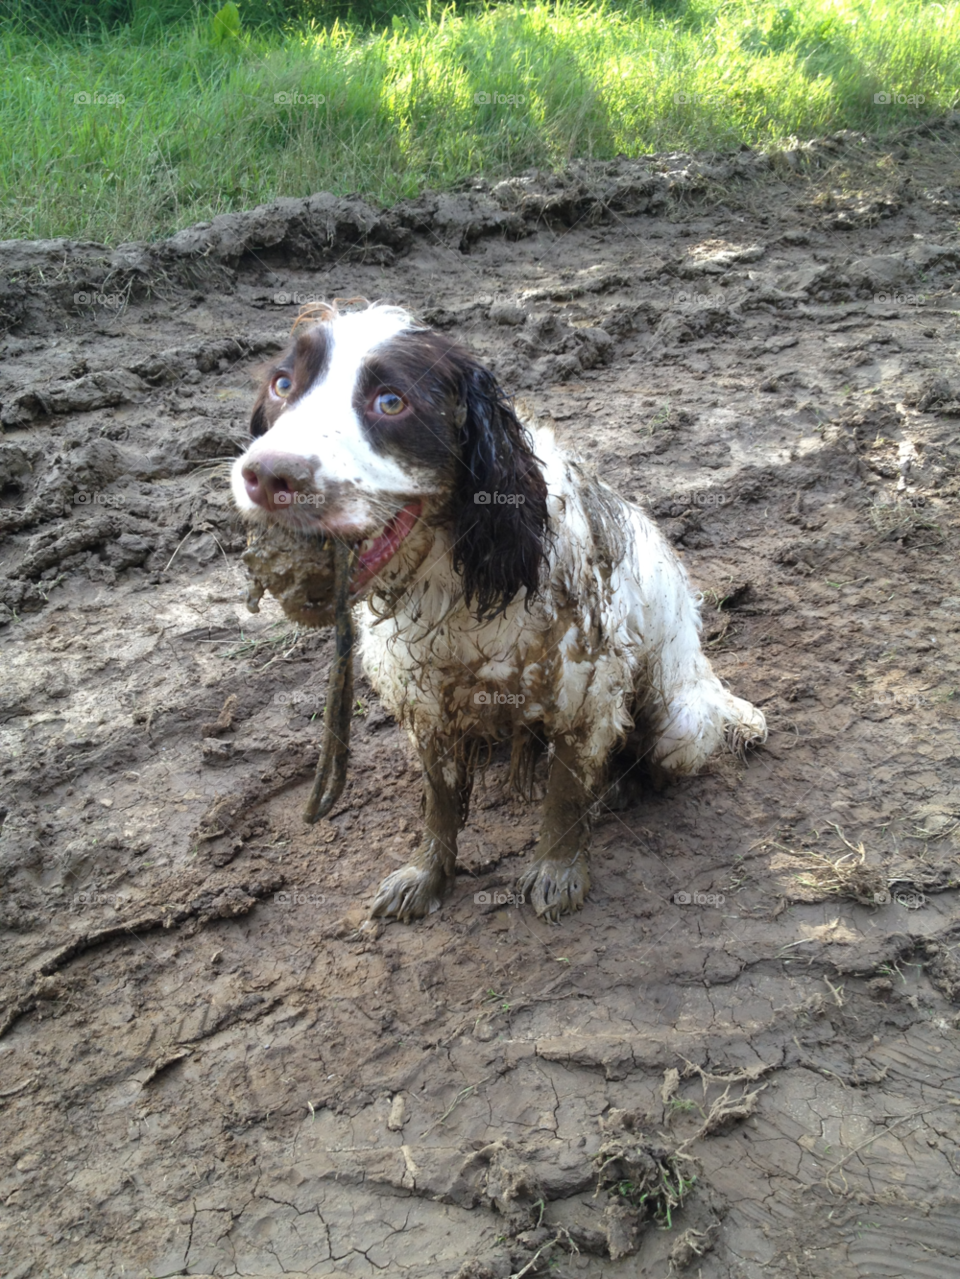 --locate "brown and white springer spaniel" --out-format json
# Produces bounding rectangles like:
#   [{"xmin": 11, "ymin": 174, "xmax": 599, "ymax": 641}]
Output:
[{"xmin": 232, "ymin": 302, "xmax": 765, "ymax": 922}]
